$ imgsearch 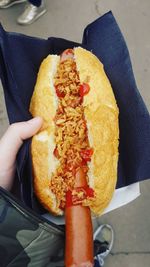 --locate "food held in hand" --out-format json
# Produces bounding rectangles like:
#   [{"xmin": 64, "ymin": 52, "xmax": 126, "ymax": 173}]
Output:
[{"xmin": 30, "ymin": 47, "xmax": 119, "ymax": 216}]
